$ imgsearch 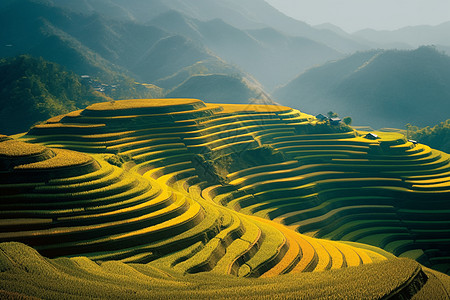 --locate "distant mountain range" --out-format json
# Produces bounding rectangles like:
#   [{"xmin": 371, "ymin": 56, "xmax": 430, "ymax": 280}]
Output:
[
  {"xmin": 0, "ymin": 0, "xmax": 272, "ymax": 125},
  {"xmin": 26, "ymin": 0, "xmax": 358, "ymax": 90},
  {"xmin": 166, "ymin": 74, "xmax": 271, "ymax": 104},
  {"xmin": 148, "ymin": 10, "xmax": 341, "ymax": 89},
  {"xmin": 45, "ymin": 0, "xmax": 370, "ymax": 52},
  {"xmin": 274, "ymin": 46, "xmax": 450, "ymax": 128},
  {"xmin": 354, "ymin": 22, "xmax": 450, "ymax": 52},
  {"xmin": 0, "ymin": 0, "xmax": 236, "ymax": 85},
  {"xmin": 1, "ymin": 0, "xmax": 450, "ymax": 133}
]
